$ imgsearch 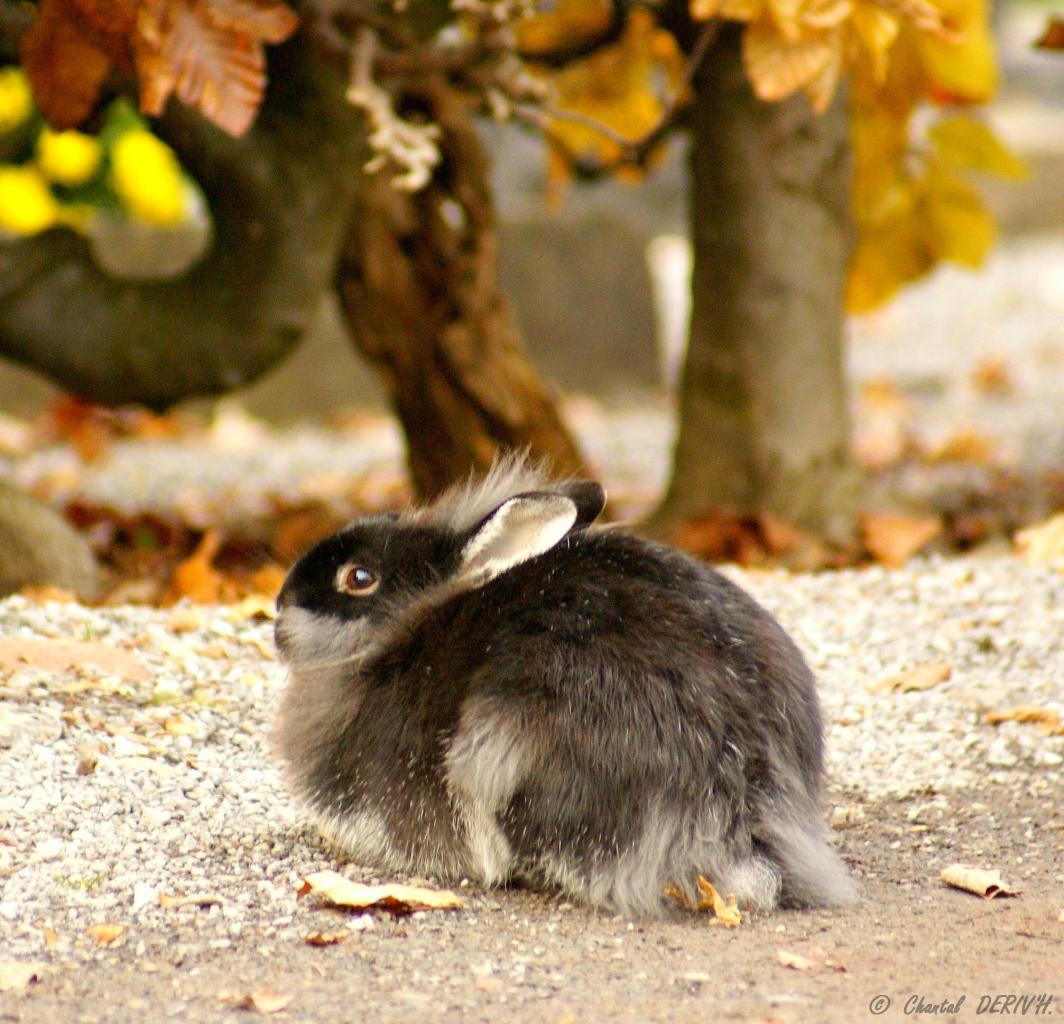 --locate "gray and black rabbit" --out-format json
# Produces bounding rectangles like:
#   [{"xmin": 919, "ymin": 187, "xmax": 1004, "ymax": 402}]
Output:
[{"xmin": 274, "ymin": 457, "xmax": 855, "ymax": 917}]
